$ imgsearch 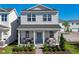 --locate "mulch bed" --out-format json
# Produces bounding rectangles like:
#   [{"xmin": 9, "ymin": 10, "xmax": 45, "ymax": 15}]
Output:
[
  {"xmin": 12, "ymin": 50, "xmax": 35, "ymax": 54},
  {"xmin": 43, "ymin": 50, "xmax": 71, "ymax": 54}
]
